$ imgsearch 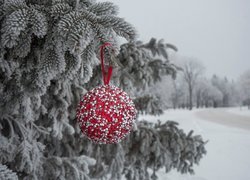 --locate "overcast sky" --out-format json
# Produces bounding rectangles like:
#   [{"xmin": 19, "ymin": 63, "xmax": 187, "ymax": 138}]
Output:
[{"xmin": 100, "ymin": 0, "xmax": 250, "ymax": 80}]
